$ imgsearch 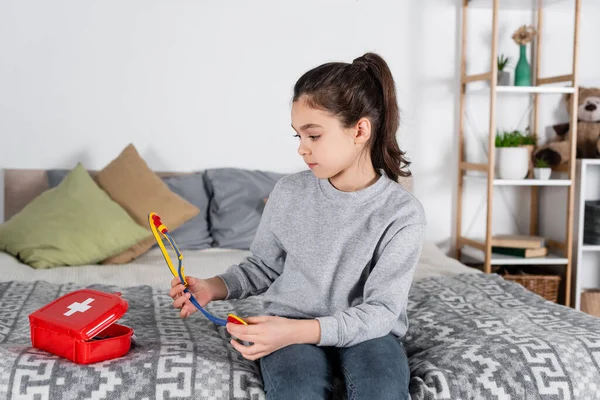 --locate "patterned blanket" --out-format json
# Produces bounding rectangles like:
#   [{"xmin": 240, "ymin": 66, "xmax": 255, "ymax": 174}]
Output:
[
  {"xmin": 0, "ymin": 274, "xmax": 599, "ymax": 400},
  {"xmin": 406, "ymin": 274, "xmax": 600, "ymax": 400}
]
